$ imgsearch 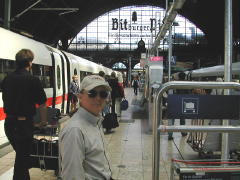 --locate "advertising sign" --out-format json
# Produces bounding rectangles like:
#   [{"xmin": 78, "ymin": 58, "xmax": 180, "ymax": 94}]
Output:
[{"xmin": 150, "ymin": 56, "xmax": 163, "ymax": 61}]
